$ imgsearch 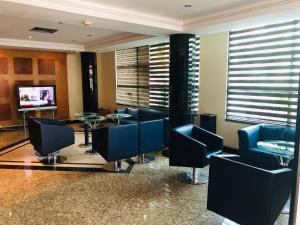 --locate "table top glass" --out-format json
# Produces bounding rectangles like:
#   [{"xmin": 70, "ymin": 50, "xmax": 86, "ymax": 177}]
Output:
[
  {"xmin": 106, "ymin": 113, "xmax": 132, "ymax": 119},
  {"xmin": 74, "ymin": 112, "xmax": 97, "ymax": 118},
  {"xmin": 78, "ymin": 115, "xmax": 106, "ymax": 122},
  {"xmin": 257, "ymin": 140, "xmax": 294, "ymax": 157}
]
